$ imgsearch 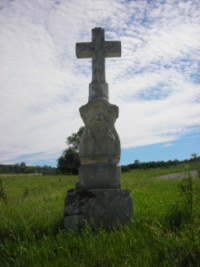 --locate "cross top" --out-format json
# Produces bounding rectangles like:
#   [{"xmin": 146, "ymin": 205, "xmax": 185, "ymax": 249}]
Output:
[{"xmin": 76, "ymin": 28, "xmax": 121, "ymax": 100}]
